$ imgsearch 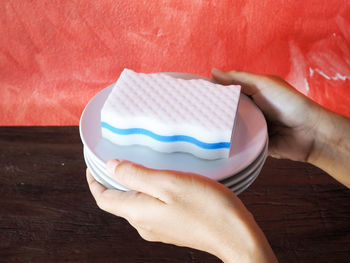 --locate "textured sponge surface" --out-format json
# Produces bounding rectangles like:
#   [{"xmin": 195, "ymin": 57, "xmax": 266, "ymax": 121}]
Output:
[{"xmin": 101, "ymin": 69, "xmax": 241, "ymax": 159}]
